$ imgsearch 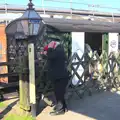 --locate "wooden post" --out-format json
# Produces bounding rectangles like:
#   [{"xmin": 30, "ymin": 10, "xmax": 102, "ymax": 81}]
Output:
[
  {"xmin": 28, "ymin": 43, "xmax": 36, "ymax": 117},
  {"xmin": 19, "ymin": 56, "xmax": 30, "ymax": 111},
  {"xmin": 18, "ymin": 40, "xmax": 30, "ymax": 111}
]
